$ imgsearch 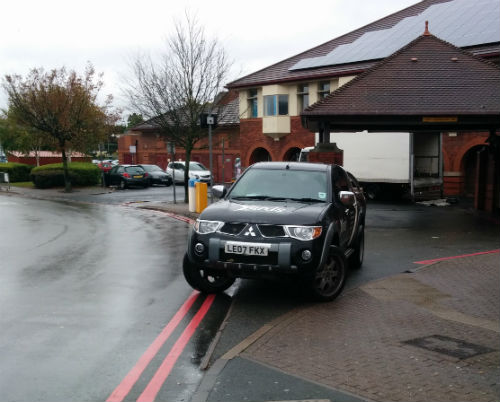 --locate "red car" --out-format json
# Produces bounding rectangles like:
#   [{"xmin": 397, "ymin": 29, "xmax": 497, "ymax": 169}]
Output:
[{"xmin": 97, "ymin": 162, "xmax": 113, "ymax": 173}]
